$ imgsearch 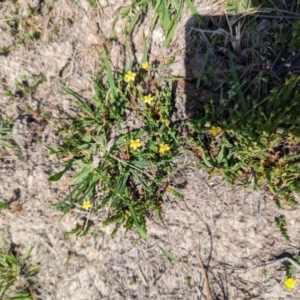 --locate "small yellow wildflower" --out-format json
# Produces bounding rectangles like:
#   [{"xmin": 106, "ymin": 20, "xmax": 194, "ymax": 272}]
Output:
[
  {"xmin": 164, "ymin": 119, "xmax": 170, "ymax": 127},
  {"xmin": 82, "ymin": 200, "xmax": 91, "ymax": 210},
  {"xmin": 159, "ymin": 143, "xmax": 170, "ymax": 154},
  {"xmin": 144, "ymin": 94, "xmax": 153, "ymax": 104},
  {"xmin": 209, "ymin": 126, "xmax": 222, "ymax": 137},
  {"xmin": 141, "ymin": 61, "xmax": 149, "ymax": 70},
  {"xmin": 130, "ymin": 139, "xmax": 142, "ymax": 150},
  {"xmin": 124, "ymin": 71, "xmax": 136, "ymax": 83},
  {"xmin": 285, "ymin": 278, "xmax": 296, "ymax": 289}
]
